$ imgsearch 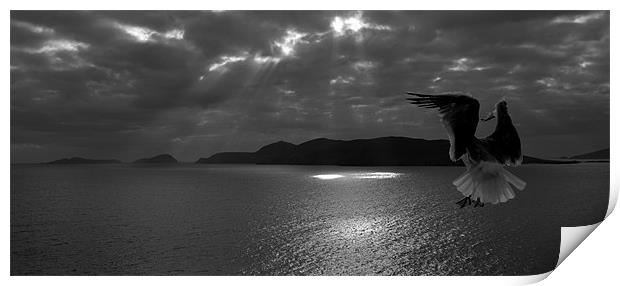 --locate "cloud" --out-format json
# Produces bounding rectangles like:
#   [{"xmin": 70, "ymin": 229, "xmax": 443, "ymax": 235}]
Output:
[
  {"xmin": 10, "ymin": 11, "xmax": 609, "ymax": 162},
  {"xmin": 551, "ymin": 11, "xmax": 606, "ymax": 24}
]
